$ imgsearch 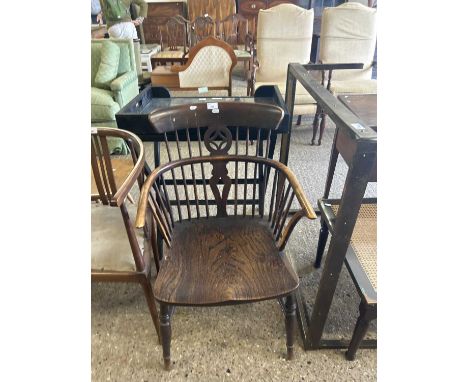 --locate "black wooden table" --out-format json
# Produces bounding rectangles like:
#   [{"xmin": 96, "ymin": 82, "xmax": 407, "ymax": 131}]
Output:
[{"xmin": 284, "ymin": 63, "xmax": 377, "ymax": 351}]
